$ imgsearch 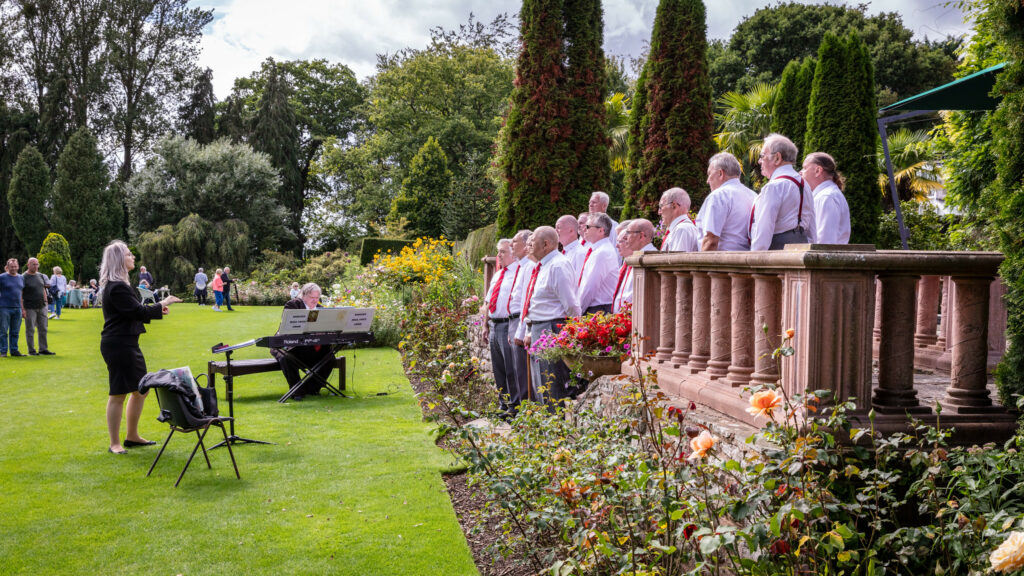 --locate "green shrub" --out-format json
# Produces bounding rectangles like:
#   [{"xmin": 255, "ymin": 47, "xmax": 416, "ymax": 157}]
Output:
[
  {"xmin": 37, "ymin": 233, "xmax": 74, "ymax": 280},
  {"xmin": 460, "ymin": 223, "xmax": 496, "ymax": 269},
  {"xmin": 359, "ymin": 238, "xmax": 413, "ymax": 266},
  {"xmin": 877, "ymin": 200, "xmax": 953, "ymax": 250}
]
